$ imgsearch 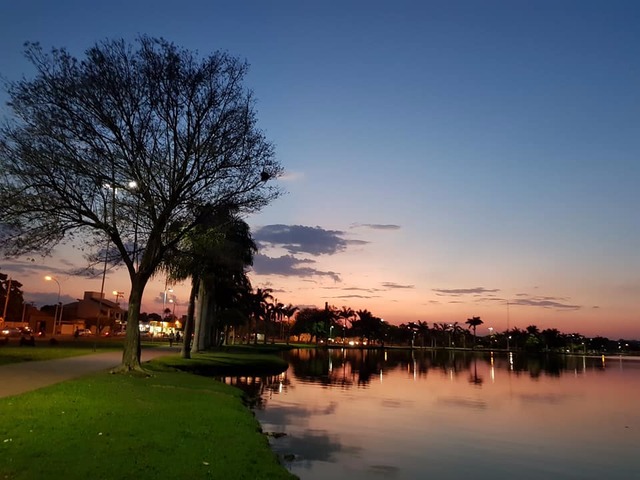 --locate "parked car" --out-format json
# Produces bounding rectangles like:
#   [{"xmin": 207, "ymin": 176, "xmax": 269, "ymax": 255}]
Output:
[
  {"xmin": 75, "ymin": 328, "xmax": 93, "ymax": 337},
  {"xmin": 1, "ymin": 327, "xmax": 21, "ymax": 337}
]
